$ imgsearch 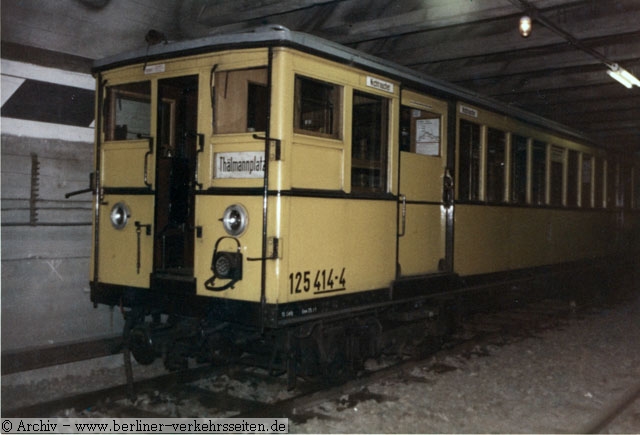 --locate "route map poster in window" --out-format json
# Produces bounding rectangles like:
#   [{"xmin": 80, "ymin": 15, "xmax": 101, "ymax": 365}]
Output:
[{"xmin": 415, "ymin": 116, "xmax": 440, "ymax": 156}]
